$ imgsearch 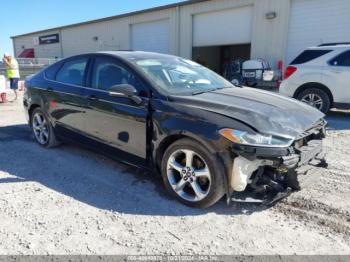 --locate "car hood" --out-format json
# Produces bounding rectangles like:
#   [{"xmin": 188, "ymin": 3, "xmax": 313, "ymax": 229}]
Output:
[{"xmin": 170, "ymin": 87, "xmax": 325, "ymax": 138}]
